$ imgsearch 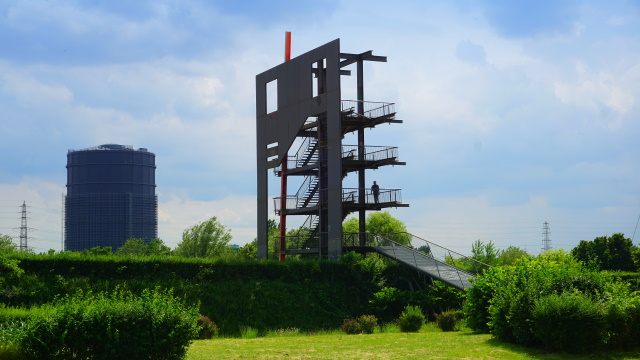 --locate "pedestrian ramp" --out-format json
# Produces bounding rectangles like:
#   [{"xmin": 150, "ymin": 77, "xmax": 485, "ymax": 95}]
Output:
[{"xmin": 370, "ymin": 233, "xmax": 484, "ymax": 291}]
